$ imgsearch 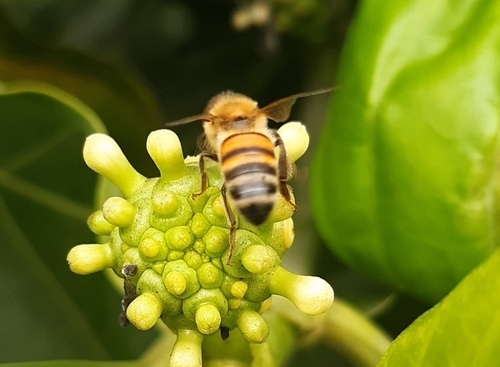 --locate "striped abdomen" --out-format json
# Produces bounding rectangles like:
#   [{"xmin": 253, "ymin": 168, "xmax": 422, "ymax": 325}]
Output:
[{"xmin": 220, "ymin": 132, "xmax": 278, "ymax": 225}]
